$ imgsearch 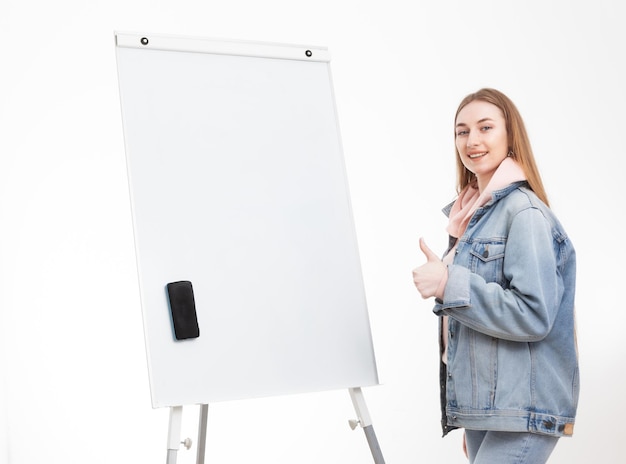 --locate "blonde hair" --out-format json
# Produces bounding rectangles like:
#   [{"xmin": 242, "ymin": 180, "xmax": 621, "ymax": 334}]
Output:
[{"xmin": 454, "ymin": 88, "xmax": 549, "ymax": 206}]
